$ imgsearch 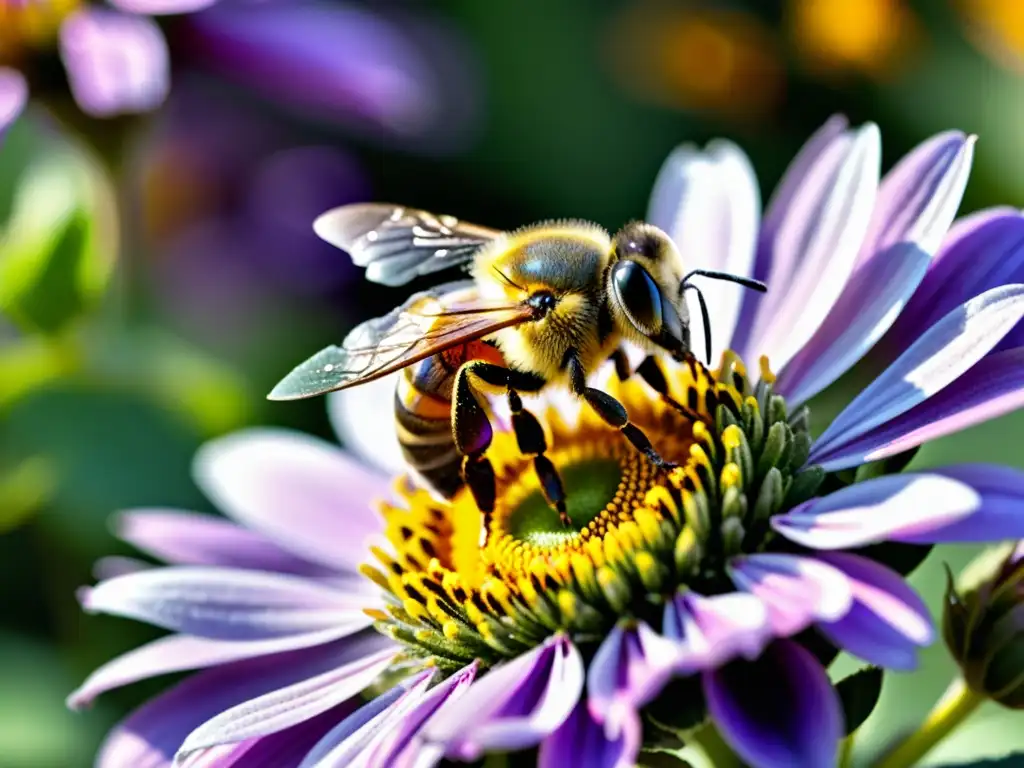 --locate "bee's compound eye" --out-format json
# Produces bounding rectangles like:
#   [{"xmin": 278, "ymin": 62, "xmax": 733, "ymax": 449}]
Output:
[
  {"xmin": 528, "ymin": 290, "xmax": 558, "ymax": 316},
  {"xmin": 611, "ymin": 260, "xmax": 663, "ymax": 335}
]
